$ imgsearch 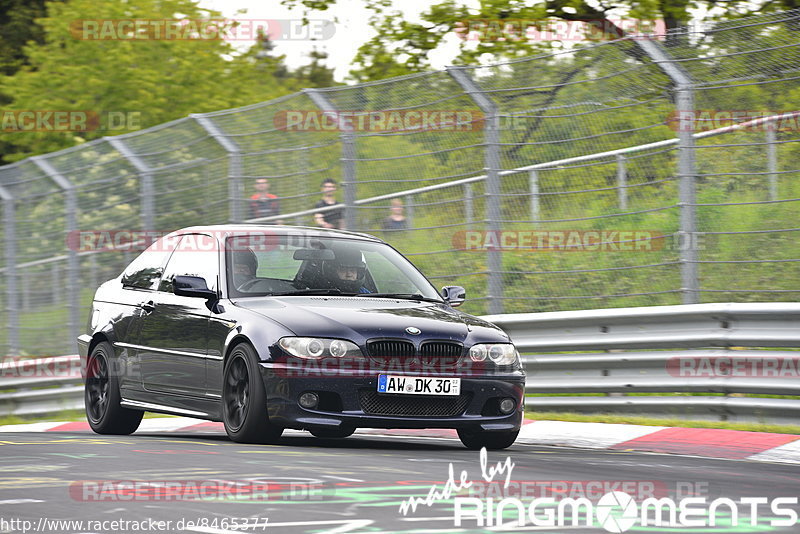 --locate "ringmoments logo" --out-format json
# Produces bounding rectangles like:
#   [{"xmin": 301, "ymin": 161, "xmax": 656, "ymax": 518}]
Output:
[{"xmin": 398, "ymin": 448, "xmax": 799, "ymax": 531}]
